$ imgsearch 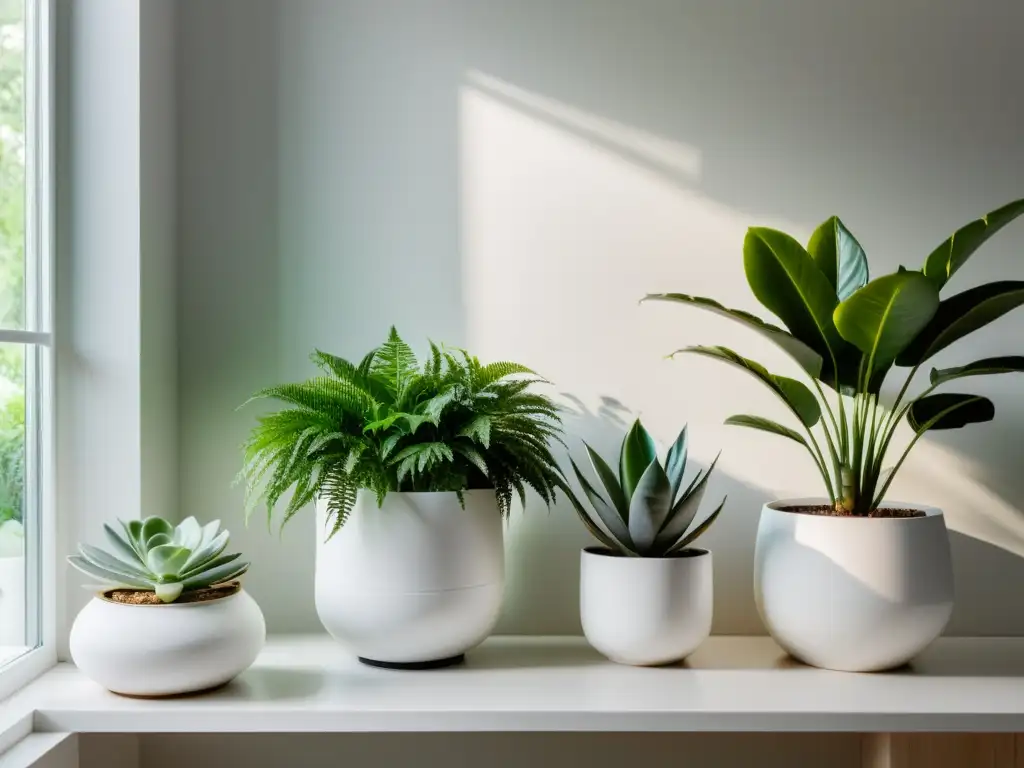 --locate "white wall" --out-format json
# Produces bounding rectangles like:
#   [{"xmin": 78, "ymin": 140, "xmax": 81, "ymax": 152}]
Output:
[{"xmin": 177, "ymin": 0, "xmax": 1024, "ymax": 637}]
